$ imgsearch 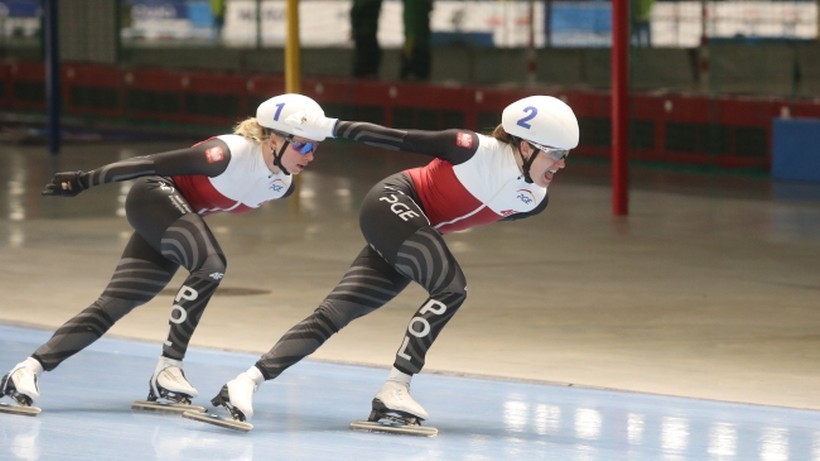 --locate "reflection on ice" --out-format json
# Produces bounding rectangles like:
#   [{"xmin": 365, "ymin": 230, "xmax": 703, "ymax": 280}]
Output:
[
  {"xmin": 759, "ymin": 426, "xmax": 789, "ymax": 461},
  {"xmin": 661, "ymin": 416, "xmax": 690, "ymax": 453},
  {"xmin": 627, "ymin": 412, "xmax": 645, "ymax": 445},
  {"xmin": 574, "ymin": 407, "xmax": 602, "ymax": 441},
  {"xmin": 708, "ymin": 422, "xmax": 737, "ymax": 458},
  {"xmin": 534, "ymin": 404, "xmax": 561, "ymax": 435},
  {"xmin": 502, "ymin": 398, "xmax": 528, "ymax": 433}
]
